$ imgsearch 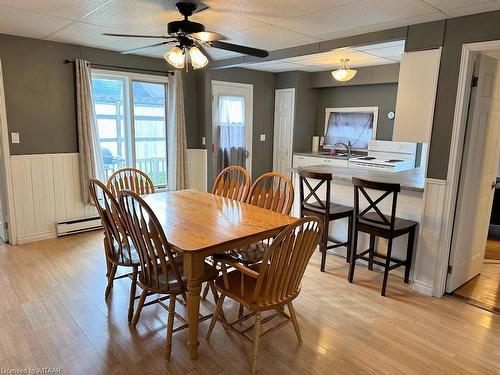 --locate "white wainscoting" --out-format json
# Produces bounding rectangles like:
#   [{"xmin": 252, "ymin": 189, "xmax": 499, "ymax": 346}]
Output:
[
  {"xmin": 11, "ymin": 153, "xmax": 96, "ymax": 244},
  {"xmin": 411, "ymin": 178, "xmax": 447, "ymax": 296},
  {"xmin": 10, "ymin": 150, "xmax": 209, "ymax": 245},
  {"xmin": 186, "ymin": 148, "xmax": 207, "ymax": 192}
]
